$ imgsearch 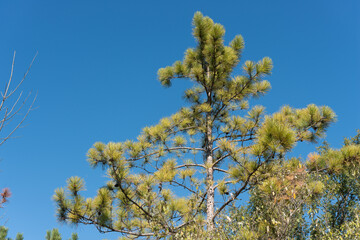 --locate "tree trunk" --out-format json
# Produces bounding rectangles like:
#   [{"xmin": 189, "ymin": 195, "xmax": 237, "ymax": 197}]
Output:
[
  {"xmin": 206, "ymin": 162, "xmax": 215, "ymax": 232},
  {"xmin": 205, "ymin": 111, "xmax": 215, "ymax": 232},
  {"xmin": 205, "ymin": 68, "xmax": 215, "ymax": 232}
]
